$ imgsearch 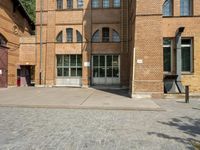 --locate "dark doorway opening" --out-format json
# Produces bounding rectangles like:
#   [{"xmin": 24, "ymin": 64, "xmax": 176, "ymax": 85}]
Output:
[{"xmin": 19, "ymin": 65, "xmax": 35, "ymax": 87}]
